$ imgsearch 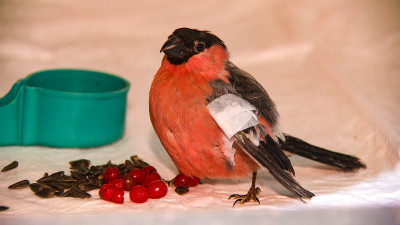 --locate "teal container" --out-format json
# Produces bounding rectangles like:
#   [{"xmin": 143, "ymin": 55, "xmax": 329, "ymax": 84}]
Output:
[{"xmin": 0, "ymin": 69, "xmax": 130, "ymax": 148}]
